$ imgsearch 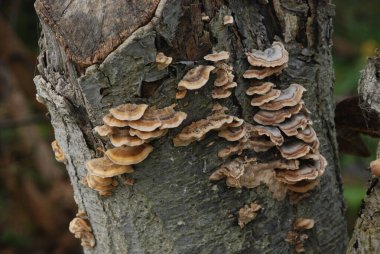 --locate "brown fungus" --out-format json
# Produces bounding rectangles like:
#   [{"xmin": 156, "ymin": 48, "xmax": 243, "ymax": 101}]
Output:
[
  {"xmin": 276, "ymin": 113, "xmax": 310, "ymax": 136},
  {"xmin": 296, "ymin": 125, "xmax": 317, "ymax": 143},
  {"xmin": 155, "ymin": 104, "xmax": 187, "ymax": 129},
  {"xmin": 129, "ymin": 128, "xmax": 168, "ymax": 140},
  {"xmin": 238, "ymin": 202, "xmax": 262, "ymax": 228},
  {"xmin": 278, "ymin": 139, "xmax": 311, "ymax": 160},
  {"xmin": 370, "ymin": 158, "xmax": 380, "ymax": 178},
  {"xmin": 105, "ymin": 144, "xmax": 154, "ymax": 165},
  {"xmin": 259, "ymin": 84, "xmax": 306, "ymax": 110},
  {"xmin": 204, "ymin": 51, "xmax": 230, "ymax": 62},
  {"xmin": 223, "ymin": 15, "xmax": 234, "ymax": 25},
  {"xmin": 218, "ymin": 126, "xmax": 247, "ymax": 142},
  {"xmin": 84, "ymin": 174, "xmax": 118, "ymax": 196},
  {"xmin": 214, "ymin": 69, "xmax": 230, "ymax": 87},
  {"xmin": 86, "ymin": 156, "xmax": 134, "ymax": 178},
  {"xmin": 246, "ymin": 82, "xmax": 275, "ymax": 96},
  {"xmin": 212, "ymin": 88, "xmax": 232, "ymax": 99},
  {"xmin": 253, "ymin": 102, "xmax": 304, "ymax": 125},
  {"xmin": 103, "ymin": 113, "xmax": 129, "ymax": 127},
  {"xmin": 285, "ymin": 218, "xmax": 315, "ymax": 253},
  {"xmin": 109, "ymin": 128, "xmax": 145, "ymax": 147},
  {"xmin": 109, "ymin": 103, "xmax": 148, "ymax": 121},
  {"xmin": 178, "ymin": 65, "xmax": 215, "ymax": 90},
  {"xmin": 243, "ymin": 64, "xmax": 287, "ymax": 79},
  {"xmin": 127, "ymin": 107, "xmax": 162, "ymax": 132},
  {"xmin": 246, "ymin": 41, "xmax": 289, "ymax": 67},
  {"xmin": 175, "ymin": 89, "xmax": 187, "ymax": 99},
  {"xmin": 201, "ymin": 13, "xmax": 210, "ymax": 22},
  {"xmin": 250, "ymin": 89, "xmax": 281, "ymax": 106},
  {"xmin": 69, "ymin": 214, "xmax": 95, "ymax": 248},
  {"xmin": 210, "ymin": 157, "xmax": 299, "ymax": 200},
  {"xmin": 173, "ymin": 105, "xmax": 236, "ymax": 146},
  {"xmin": 249, "ymin": 125, "xmax": 284, "ymax": 146},
  {"xmin": 94, "ymin": 124, "xmax": 113, "ymax": 136},
  {"xmin": 51, "ymin": 140, "xmax": 66, "ymax": 163},
  {"xmin": 156, "ymin": 52, "xmax": 172, "ymax": 70}
]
